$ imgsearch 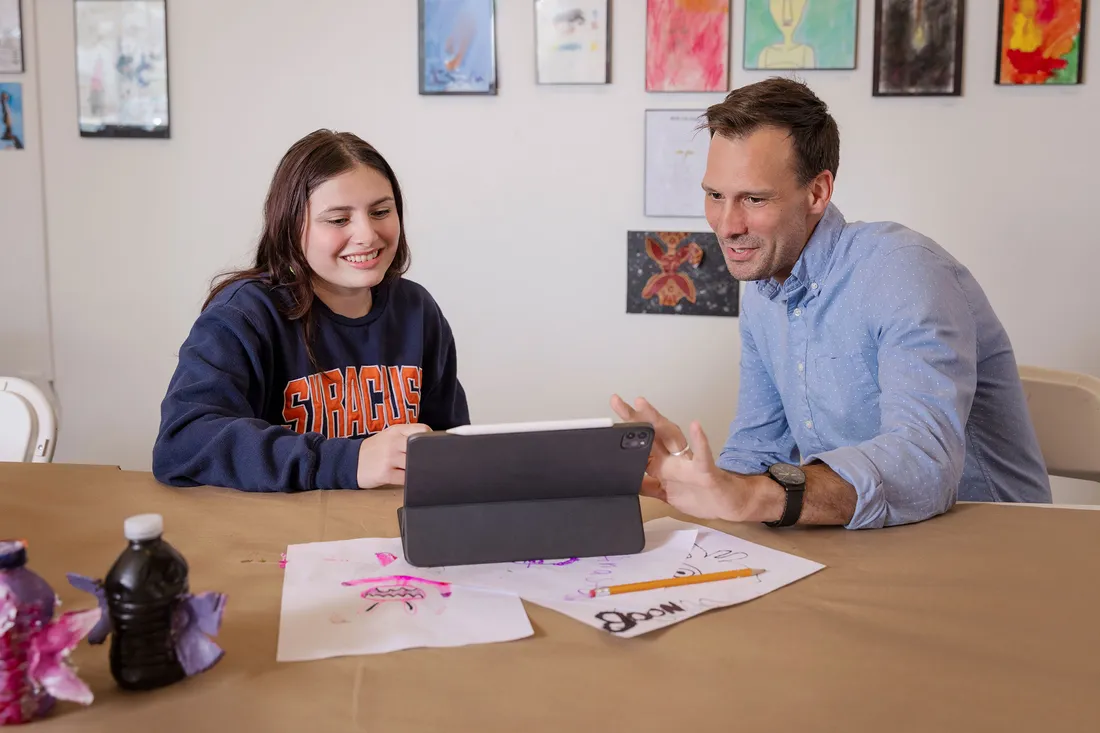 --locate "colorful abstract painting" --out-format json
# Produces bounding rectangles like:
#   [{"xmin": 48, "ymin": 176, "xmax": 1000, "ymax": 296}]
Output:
[
  {"xmin": 419, "ymin": 0, "xmax": 497, "ymax": 94},
  {"xmin": 646, "ymin": 0, "xmax": 730, "ymax": 92},
  {"xmin": 744, "ymin": 0, "xmax": 858, "ymax": 69},
  {"xmin": 873, "ymin": 0, "xmax": 965, "ymax": 96},
  {"xmin": 996, "ymin": 0, "xmax": 1087, "ymax": 84},
  {"xmin": 0, "ymin": 82, "xmax": 24, "ymax": 150},
  {"xmin": 627, "ymin": 231, "xmax": 739, "ymax": 317},
  {"xmin": 535, "ymin": 0, "xmax": 610, "ymax": 84}
]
